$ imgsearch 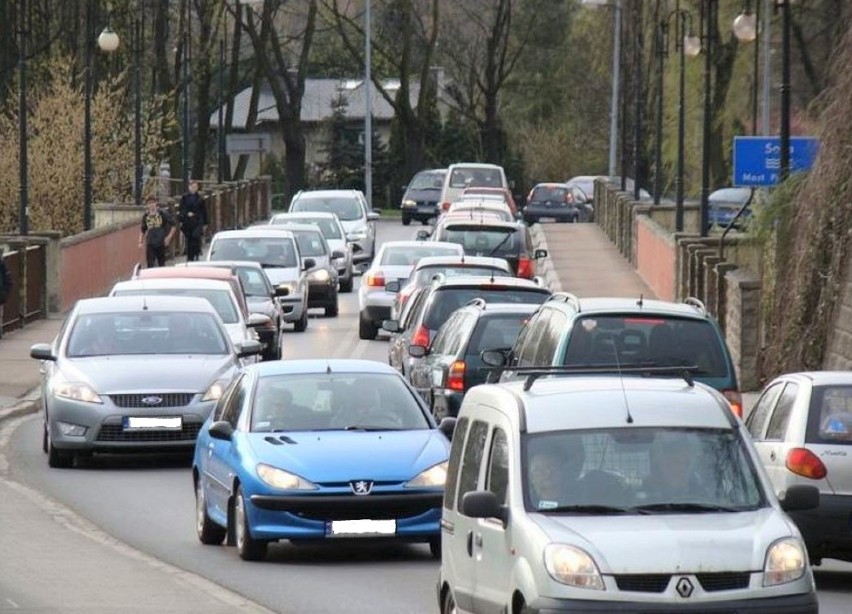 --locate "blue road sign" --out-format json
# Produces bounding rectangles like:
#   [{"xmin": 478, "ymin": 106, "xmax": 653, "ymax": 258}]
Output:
[{"xmin": 732, "ymin": 136, "xmax": 820, "ymax": 187}]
